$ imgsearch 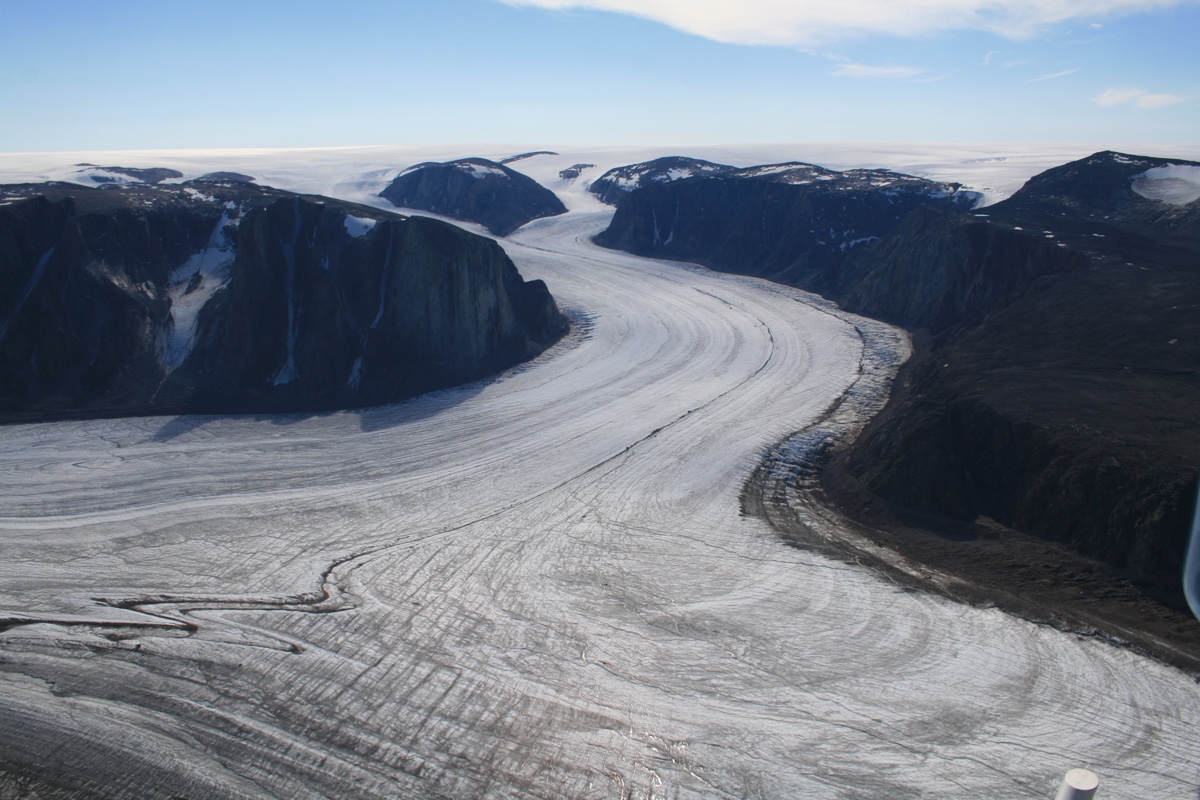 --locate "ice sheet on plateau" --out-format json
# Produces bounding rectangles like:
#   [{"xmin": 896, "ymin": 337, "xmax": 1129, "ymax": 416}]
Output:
[
  {"xmin": 1132, "ymin": 164, "xmax": 1200, "ymax": 205},
  {"xmin": 0, "ymin": 146, "xmax": 1199, "ymax": 800}
]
